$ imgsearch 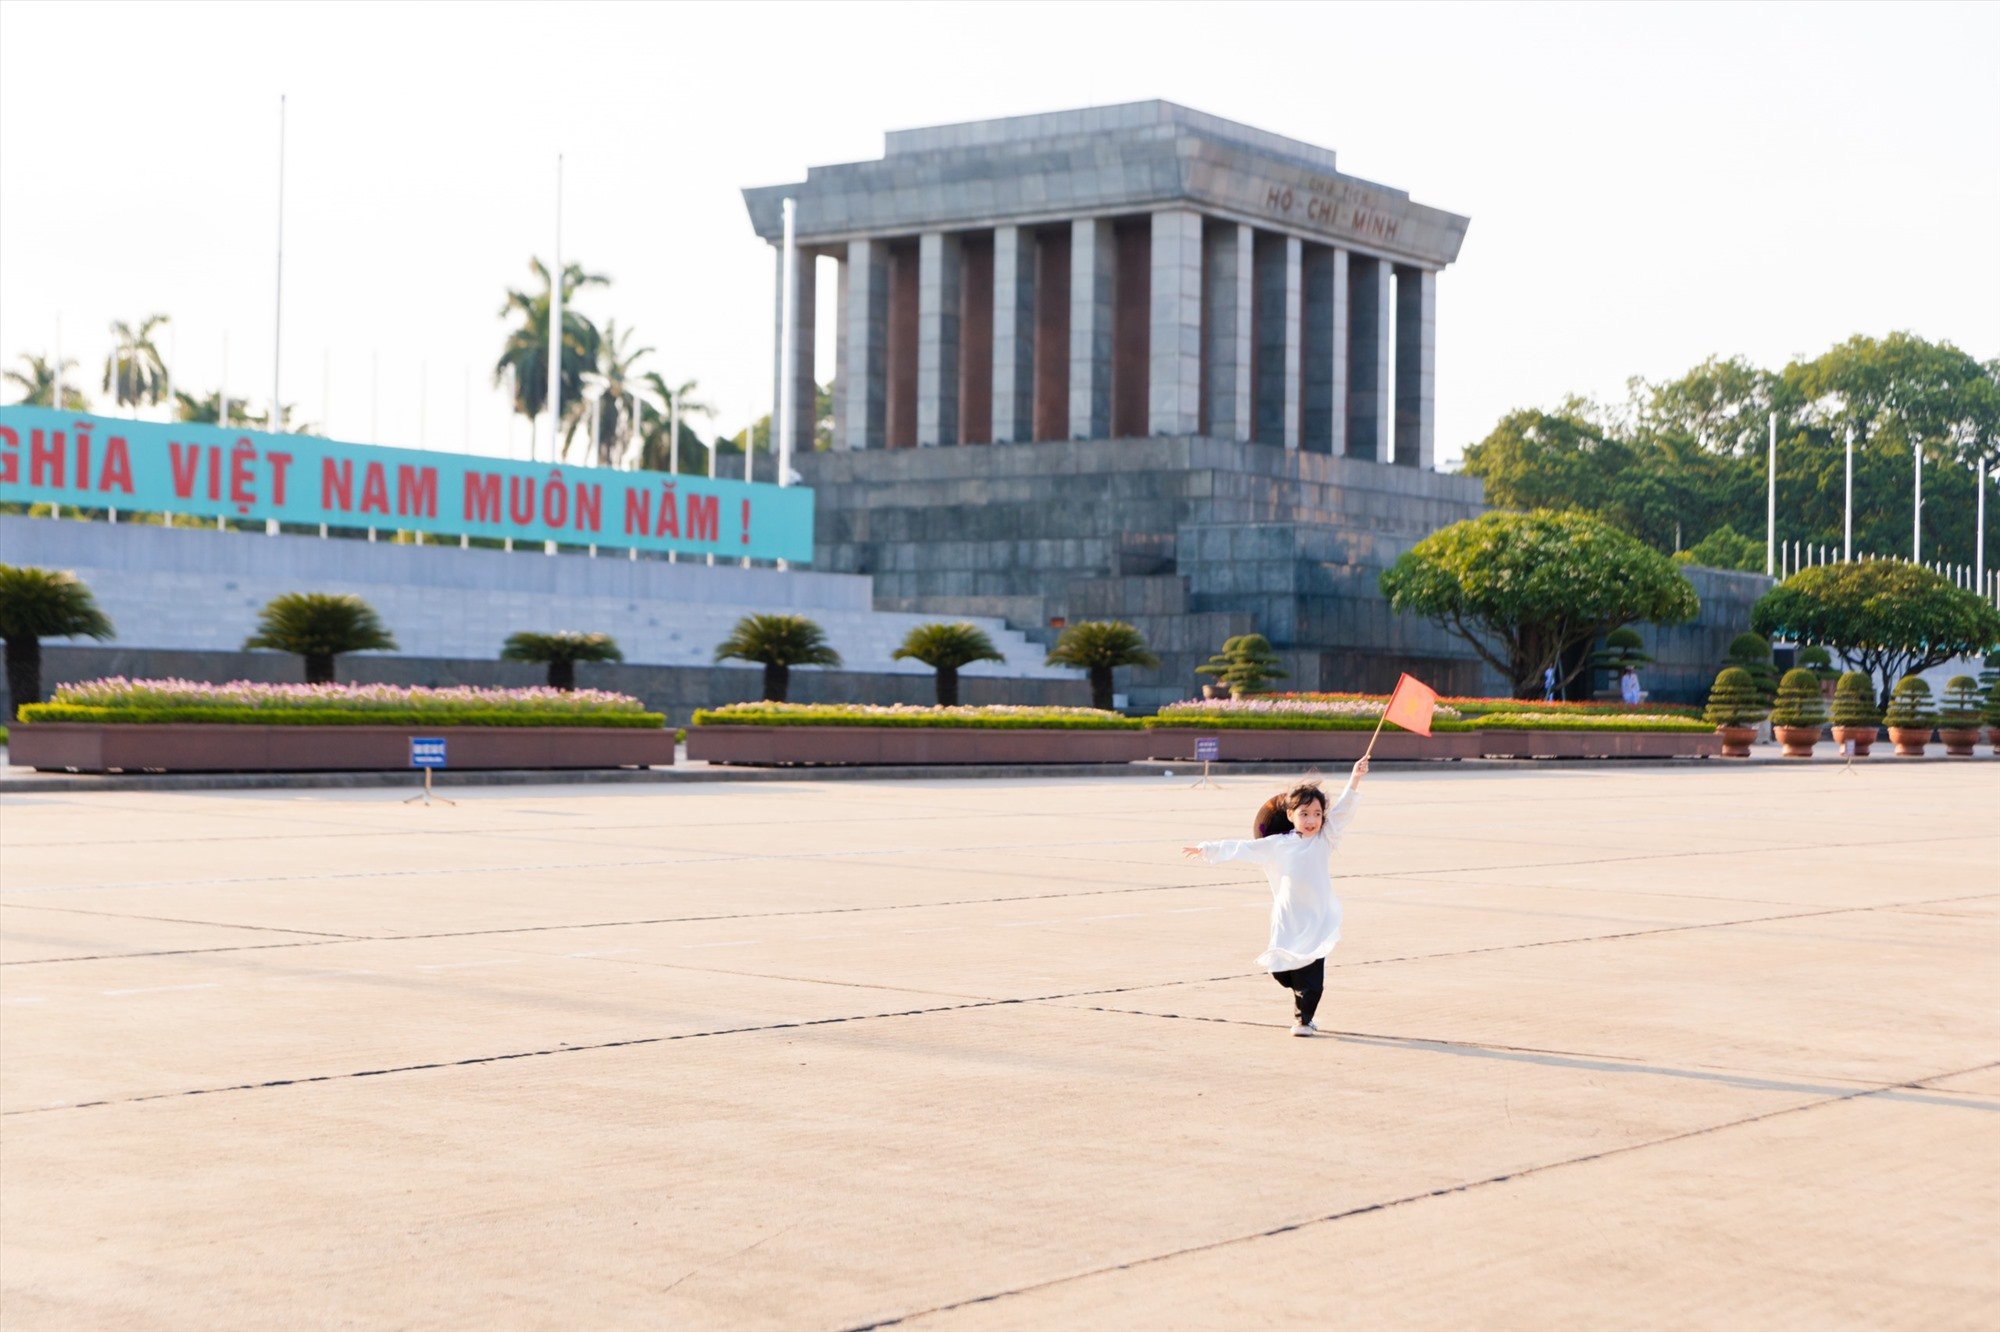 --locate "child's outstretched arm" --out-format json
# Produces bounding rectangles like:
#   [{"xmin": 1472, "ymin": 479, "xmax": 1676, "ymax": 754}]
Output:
[{"xmin": 1182, "ymin": 836, "xmax": 1287, "ymax": 863}]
